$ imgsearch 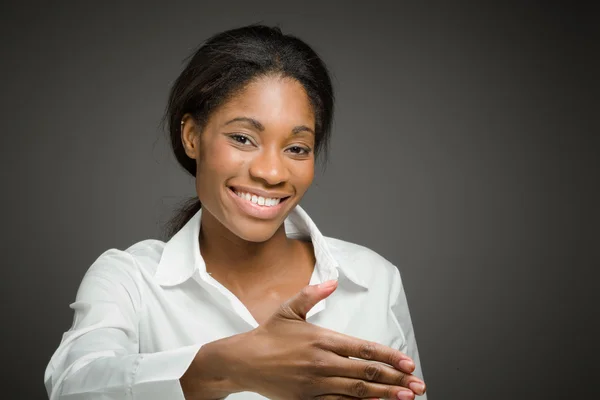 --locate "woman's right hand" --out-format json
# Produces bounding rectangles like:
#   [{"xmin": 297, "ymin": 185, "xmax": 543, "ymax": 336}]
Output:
[{"xmin": 220, "ymin": 279, "xmax": 426, "ymax": 400}]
